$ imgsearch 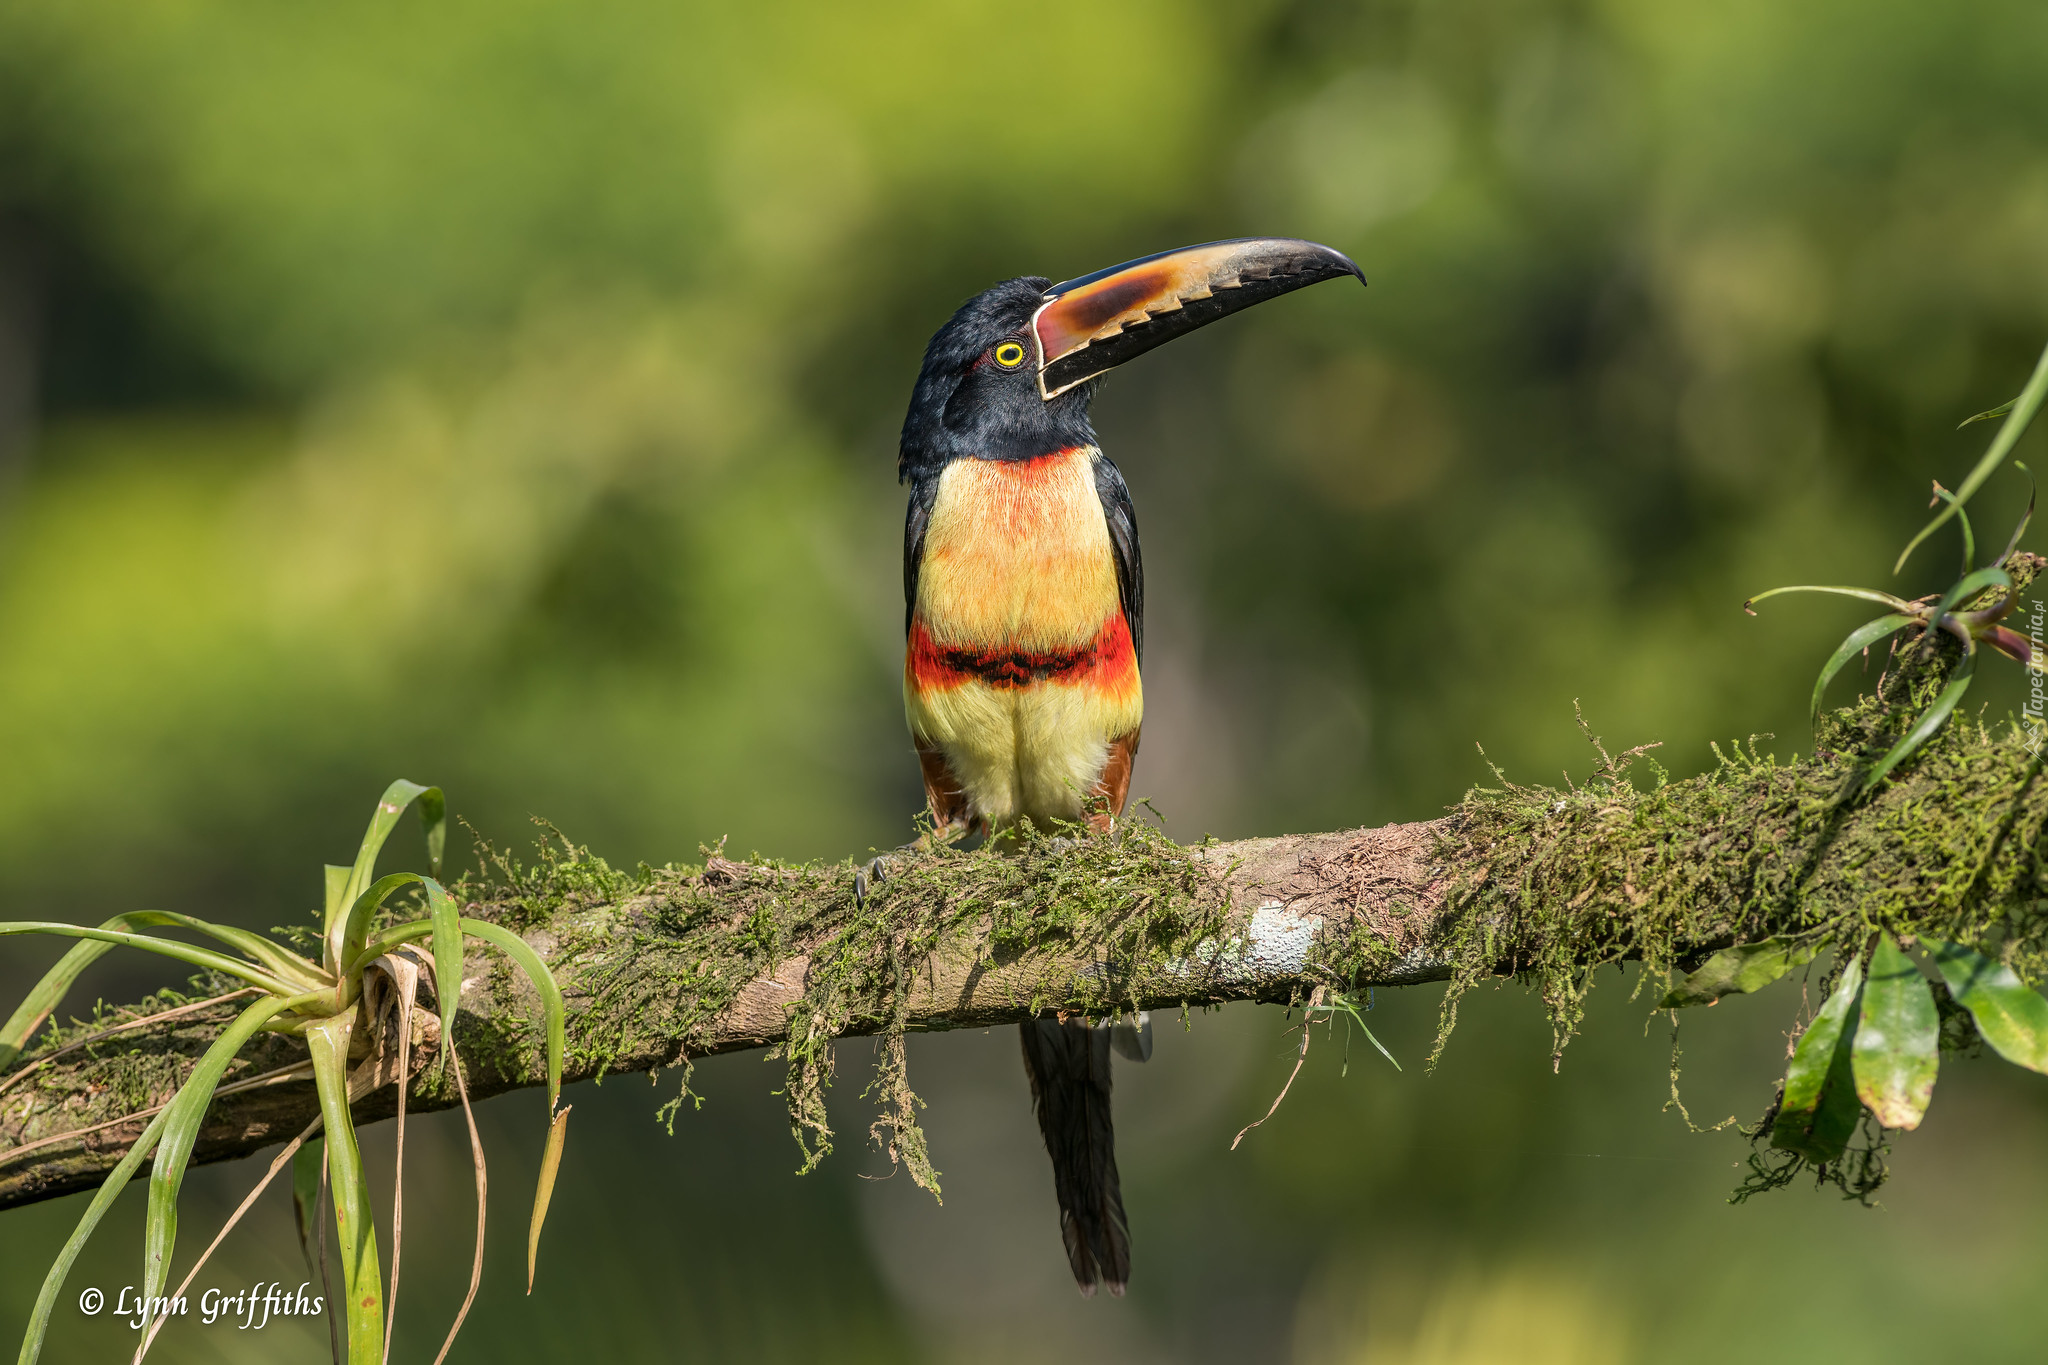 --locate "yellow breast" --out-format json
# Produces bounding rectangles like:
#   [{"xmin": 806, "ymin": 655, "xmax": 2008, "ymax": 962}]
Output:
[
  {"xmin": 915, "ymin": 446, "xmax": 1120, "ymax": 652},
  {"xmin": 904, "ymin": 445, "xmax": 1141, "ymax": 828}
]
